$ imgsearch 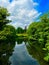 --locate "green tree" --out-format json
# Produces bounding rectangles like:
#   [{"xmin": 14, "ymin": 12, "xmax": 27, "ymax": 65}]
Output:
[
  {"xmin": 0, "ymin": 7, "xmax": 16, "ymax": 43},
  {"xmin": 0, "ymin": 7, "xmax": 11, "ymax": 30},
  {"xmin": 27, "ymin": 13, "xmax": 49, "ymax": 62},
  {"xmin": 16, "ymin": 27, "xmax": 24, "ymax": 34},
  {"xmin": 0, "ymin": 25, "xmax": 16, "ymax": 43}
]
